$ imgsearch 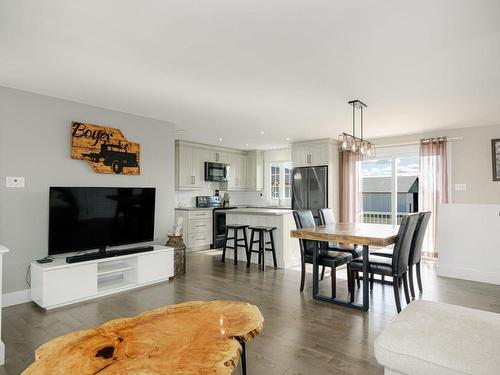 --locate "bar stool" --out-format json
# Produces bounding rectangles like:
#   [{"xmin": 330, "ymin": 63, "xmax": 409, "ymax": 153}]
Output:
[
  {"xmin": 221, "ymin": 224, "xmax": 249, "ymax": 266},
  {"xmin": 247, "ymin": 226, "xmax": 277, "ymax": 271}
]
